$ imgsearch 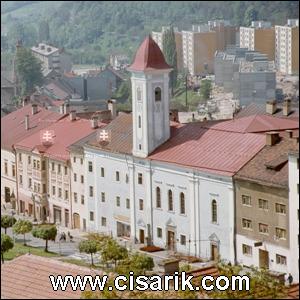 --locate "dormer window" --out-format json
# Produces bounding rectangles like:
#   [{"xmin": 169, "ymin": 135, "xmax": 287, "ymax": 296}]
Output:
[
  {"xmin": 155, "ymin": 87, "xmax": 162, "ymax": 101},
  {"xmin": 137, "ymin": 87, "xmax": 142, "ymax": 101}
]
